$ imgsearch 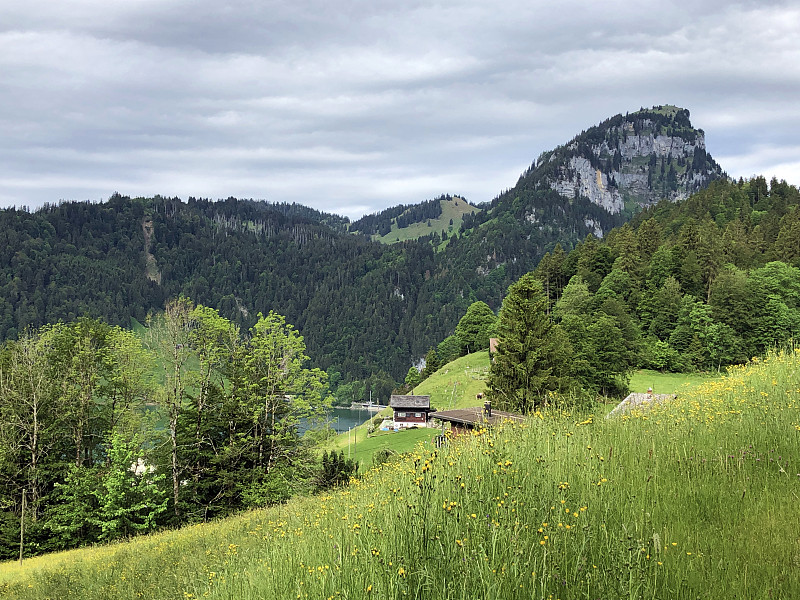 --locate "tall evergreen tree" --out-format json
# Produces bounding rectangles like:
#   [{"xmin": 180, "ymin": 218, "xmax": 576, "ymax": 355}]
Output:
[
  {"xmin": 487, "ymin": 274, "xmax": 574, "ymax": 412},
  {"xmin": 421, "ymin": 348, "xmax": 439, "ymax": 379}
]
